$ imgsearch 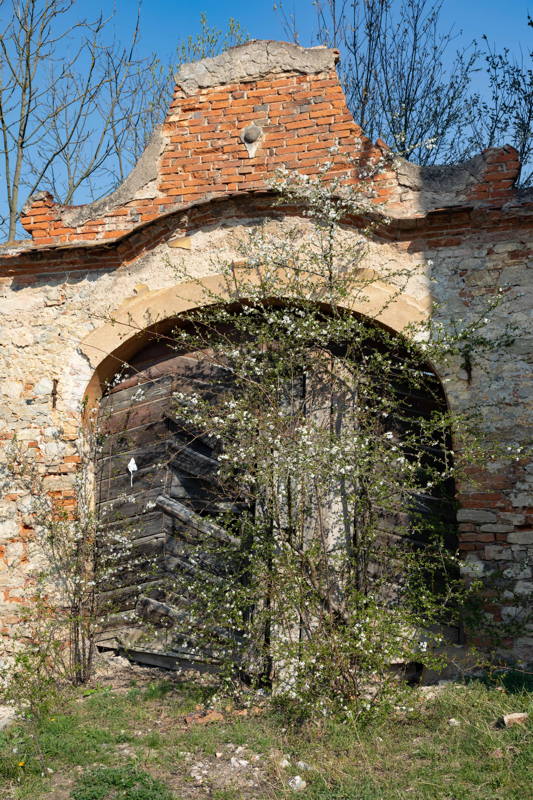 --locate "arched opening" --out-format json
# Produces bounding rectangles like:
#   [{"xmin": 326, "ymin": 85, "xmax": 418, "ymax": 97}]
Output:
[
  {"xmin": 80, "ymin": 272, "xmax": 431, "ymax": 411},
  {"xmin": 93, "ymin": 301, "xmax": 458, "ymax": 674}
]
